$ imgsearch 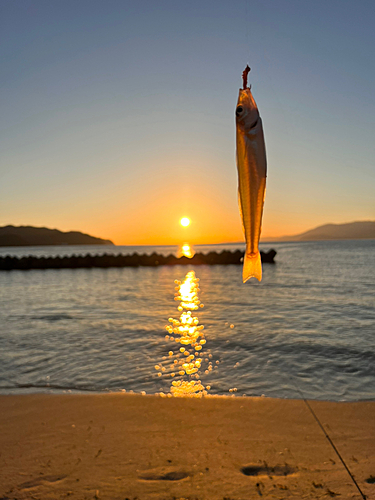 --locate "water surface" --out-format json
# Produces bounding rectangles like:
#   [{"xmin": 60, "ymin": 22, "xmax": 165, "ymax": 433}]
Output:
[{"xmin": 0, "ymin": 240, "xmax": 374, "ymax": 401}]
